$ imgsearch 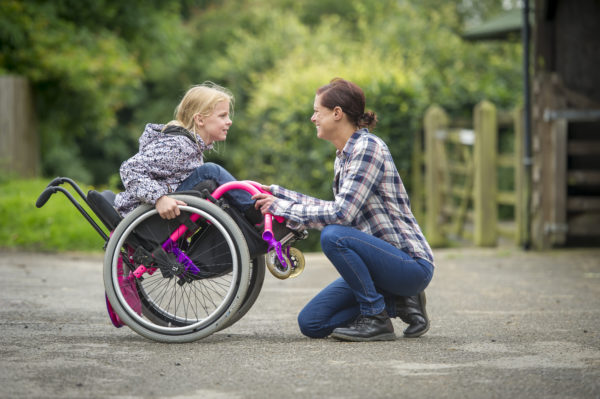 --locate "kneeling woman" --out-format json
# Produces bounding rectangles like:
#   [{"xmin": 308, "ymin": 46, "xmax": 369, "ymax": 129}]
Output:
[{"xmin": 253, "ymin": 78, "xmax": 434, "ymax": 341}]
